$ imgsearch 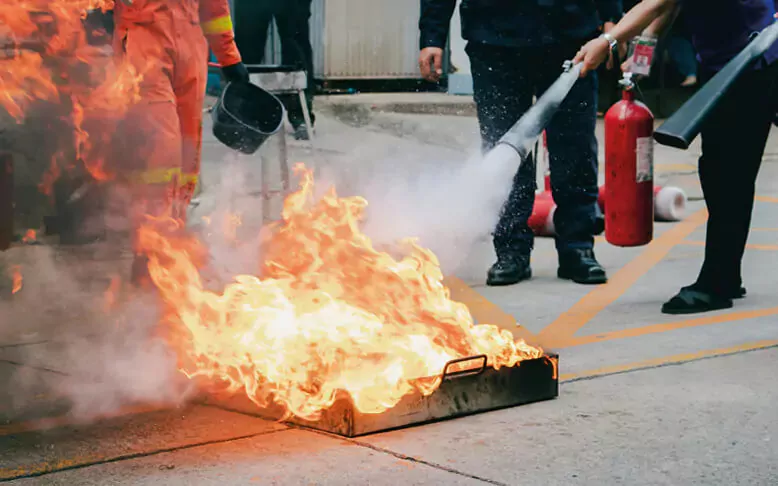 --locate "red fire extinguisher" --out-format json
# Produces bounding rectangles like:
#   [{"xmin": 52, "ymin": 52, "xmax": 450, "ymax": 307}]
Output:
[{"xmin": 604, "ymin": 73, "xmax": 654, "ymax": 247}]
